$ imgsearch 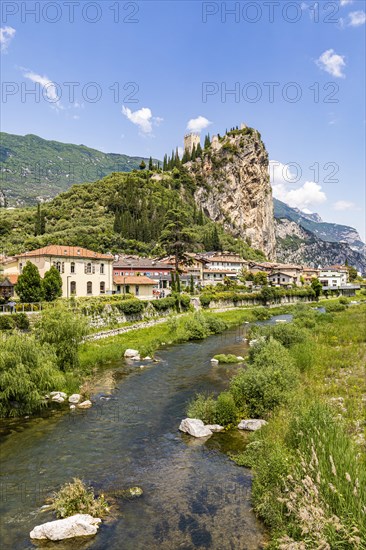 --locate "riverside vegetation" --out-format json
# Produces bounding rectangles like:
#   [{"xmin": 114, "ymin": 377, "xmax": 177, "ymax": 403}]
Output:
[{"xmin": 187, "ymin": 303, "xmax": 366, "ymax": 549}]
